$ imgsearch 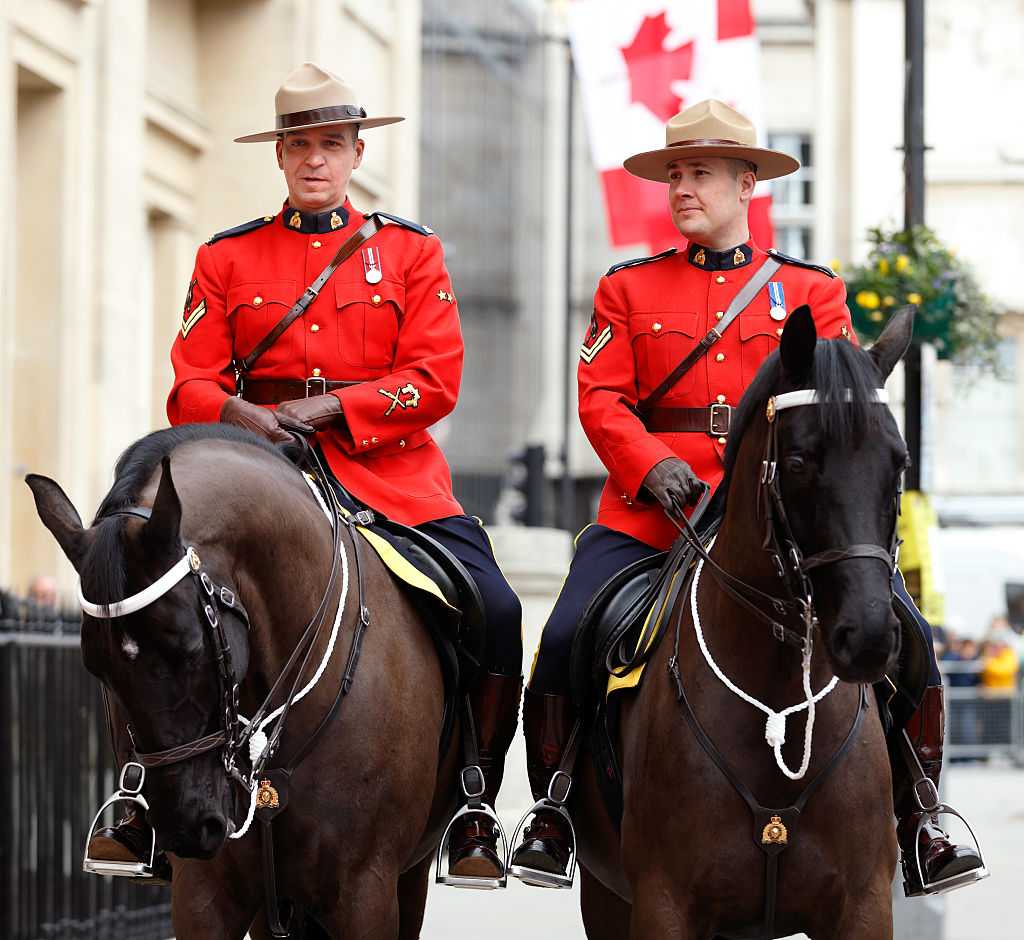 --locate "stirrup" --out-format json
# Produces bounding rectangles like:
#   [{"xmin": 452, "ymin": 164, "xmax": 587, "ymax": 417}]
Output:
[
  {"xmin": 902, "ymin": 795, "xmax": 990, "ymax": 898},
  {"xmin": 83, "ymin": 762, "xmax": 158, "ymax": 879},
  {"xmin": 508, "ymin": 772, "xmax": 577, "ymax": 890},
  {"xmin": 434, "ymin": 766, "xmax": 508, "ymax": 890}
]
